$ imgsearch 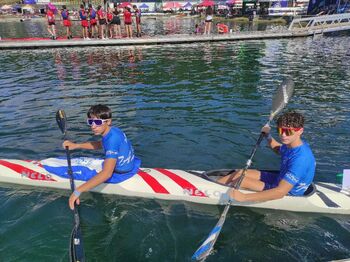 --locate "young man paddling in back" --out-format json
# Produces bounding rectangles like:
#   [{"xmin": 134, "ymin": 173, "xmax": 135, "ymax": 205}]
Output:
[
  {"xmin": 218, "ymin": 111, "xmax": 316, "ymax": 202},
  {"xmin": 63, "ymin": 104, "xmax": 136, "ymax": 209}
]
